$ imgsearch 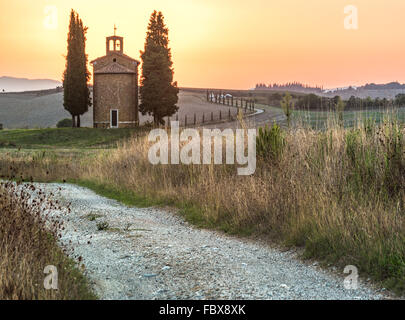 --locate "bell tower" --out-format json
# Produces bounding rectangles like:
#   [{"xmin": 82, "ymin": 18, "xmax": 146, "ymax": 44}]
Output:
[{"xmin": 106, "ymin": 25, "xmax": 123, "ymax": 55}]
